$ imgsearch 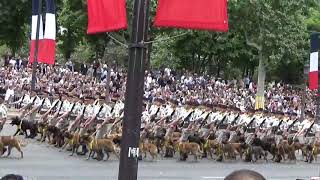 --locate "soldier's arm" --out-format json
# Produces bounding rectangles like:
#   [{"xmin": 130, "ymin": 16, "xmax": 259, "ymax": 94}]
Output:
[
  {"xmin": 10, "ymin": 98, "xmax": 22, "ymax": 105},
  {"xmin": 170, "ymin": 117, "xmax": 181, "ymax": 126},
  {"xmin": 57, "ymin": 111, "xmax": 69, "ymax": 119}
]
